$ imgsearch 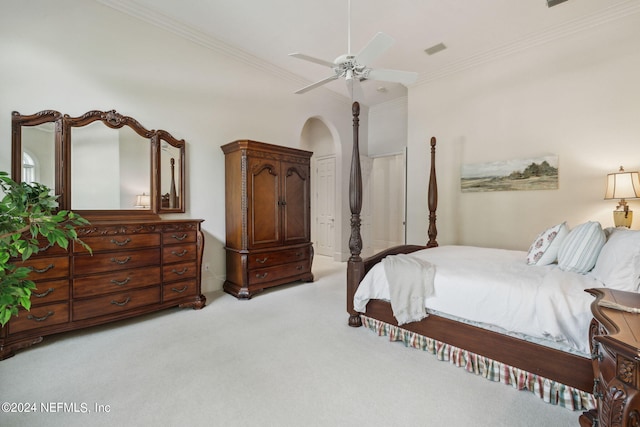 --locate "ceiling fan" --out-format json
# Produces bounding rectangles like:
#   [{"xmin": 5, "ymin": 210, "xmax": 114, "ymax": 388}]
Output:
[{"xmin": 289, "ymin": 0, "xmax": 418, "ymax": 96}]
